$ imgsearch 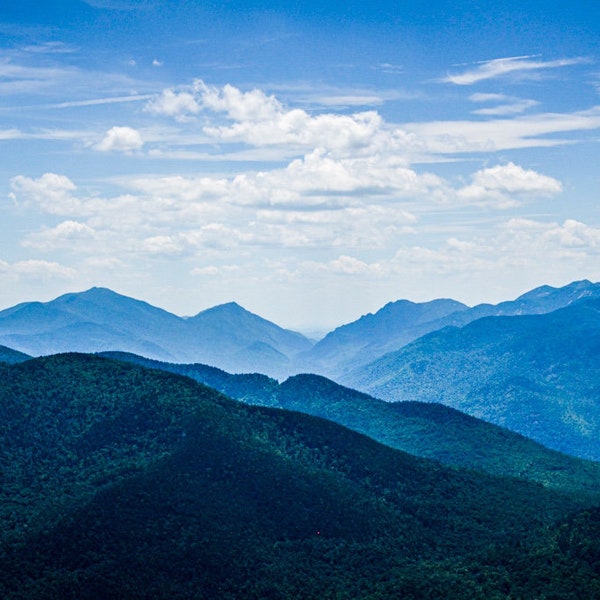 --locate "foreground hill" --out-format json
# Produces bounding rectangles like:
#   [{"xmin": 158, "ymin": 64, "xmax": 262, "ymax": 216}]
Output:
[
  {"xmin": 0, "ymin": 353, "xmax": 597, "ymax": 598},
  {"xmin": 296, "ymin": 279, "xmax": 600, "ymax": 378},
  {"xmin": 345, "ymin": 297, "xmax": 600, "ymax": 460},
  {"xmin": 0, "ymin": 288, "xmax": 311, "ymax": 378},
  {"xmin": 102, "ymin": 351, "xmax": 600, "ymax": 496},
  {"xmin": 0, "ymin": 344, "xmax": 30, "ymax": 364}
]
